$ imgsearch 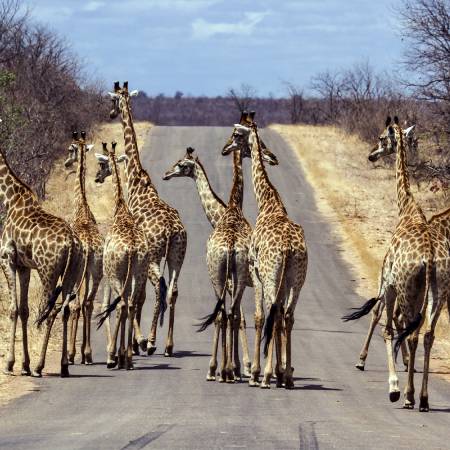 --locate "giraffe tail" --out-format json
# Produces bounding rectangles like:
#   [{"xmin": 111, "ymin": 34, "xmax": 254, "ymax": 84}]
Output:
[
  {"xmin": 341, "ymin": 298, "xmax": 378, "ymax": 322},
  {"xmin": 159, "ymin": 236, "xmax": 170, "ymax": 327},
  {"xmin": 35, "ymin": 238, "xmax": 75, "ymax": 328},
  {"xmin": 96, "ymin": 296, "xmax": 122, "ymax": 329},
  {"xmin": 95, "ymin": 250, "xmax": 133, "ymax": 329},
  {"xmin": 196, "ymin": 246, "xmax": 231, "ymax": 332}
]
